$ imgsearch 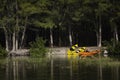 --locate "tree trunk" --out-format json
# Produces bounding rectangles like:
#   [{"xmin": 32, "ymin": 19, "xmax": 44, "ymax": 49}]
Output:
[
  {"xmin": 110, "ymin": 19, "xmax": 119, "ymax": 45},
  {"xmin": 94, "ymin": 21, "xmax": 102, "ymax": 47},
  {"xmin": 12, "ymin": 31, "xmax": 16, "ymax": 51},
  {"xmin": 3, "ymin": 27, "xmax": 9, "ymax": 52},
  {"xmin": 20, "ymin": 16, "xmax": 28, "ymax": 49},
  {"xmin": 15, "ymin": 0, "xmax": 19, "ymax": 50},
  {"xmin": 96, "ymin": 32, "xmax": 99, "ymax": 46},
  {"xmin": 15, "ymin": 32, "xmax": 18, "ymax": 50},
  {"xmin": 68, "ymin": 26, "xmax": 72, "ymax": 46},
  {"xmin": 9, "ymin": 34, "xmax": 12, "ymax": 50},
  {"xmin": 98, "ymin": 7, "xmax": 102, "ymax": 47},
  {"xmin": 15, "ymin": 16, "xmax": 19, "ymax": 51},
  {"xmin": 58, "ymin": 27, "xmax": 61, "ymax": 47},
  {"xmin": 98, "ymin": 25, "xmax": 102, "ymax": 47},
  {"xmin": 114, "ymin": 26, "xmax": 119, "ymax": 44},
  {"xmin": 50, "ymin": 28, "xmax": 53, "ymax": 48}
]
